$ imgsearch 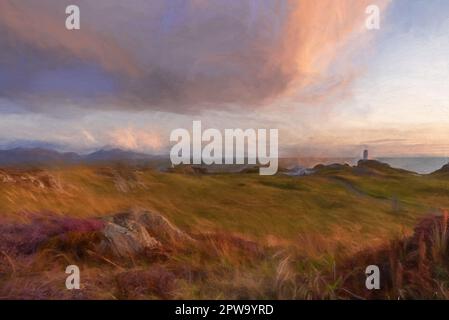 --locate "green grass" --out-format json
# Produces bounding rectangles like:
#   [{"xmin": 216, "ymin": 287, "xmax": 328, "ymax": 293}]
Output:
[
  {"xmin": 2, "ymin": 162, "xmax": 448, "ymax": 247},
  {"xmin": 2, "ymin": 162, "xmax": 449, "ymax": 299}
]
